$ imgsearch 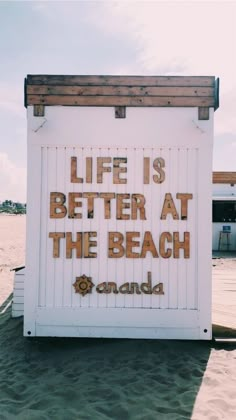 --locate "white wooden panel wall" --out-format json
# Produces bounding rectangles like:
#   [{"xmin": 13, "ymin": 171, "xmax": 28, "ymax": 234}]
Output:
[
  {"xmin": 213, "ymin": 183, "xmax": 236, "ymax": 196},
  {"xmin": 12, "ymin": 269, "xmax": 25, "ymax": 318},
  {"xmin": 24, "ymin": 106, "xmax": 214, "ymax": 339},
  {"xmin": 37, "ymin": 146, "xmax": 198, "ymax": 311}
]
